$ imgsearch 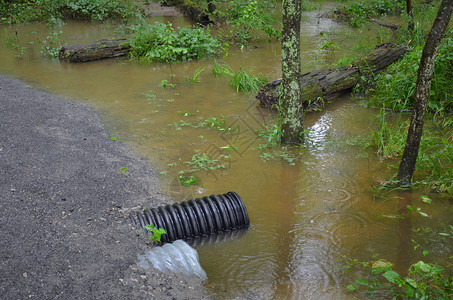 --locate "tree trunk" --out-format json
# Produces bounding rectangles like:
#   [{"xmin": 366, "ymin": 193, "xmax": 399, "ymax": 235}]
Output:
[
  {"xmin": 257, "ymin": 43, "xmax": 408, "ymax": 110},
  {"xmin": 407, "ymin": 0, "xmax": 415, "ymax": 32},
  {"xmin": 279, "ymin": 0, "xmax": 303, "ymax": 144},
  {"xmin": 59, "ymin": 39, "xmax": 131, "ymax": 63},
  {"xmin": 397, "ymin": 0, "xmax": 453, "ymax": 186}
]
